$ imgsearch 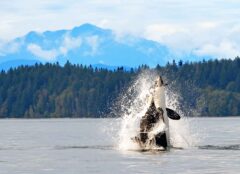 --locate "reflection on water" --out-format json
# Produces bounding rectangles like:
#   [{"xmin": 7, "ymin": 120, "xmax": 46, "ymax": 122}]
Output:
[
  {"xmin": 199, "ymin": 144, "xmax": 240, "ymax": 150},
  {"xmin": 54, "ymin": 145, "xmax": 114, "ymax": 150},
  {"xmin": 0, "ymin": 118, "xmax": 239, "ymax": 174}
]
